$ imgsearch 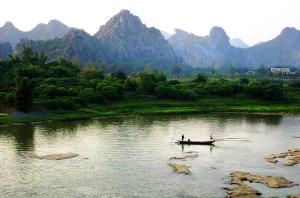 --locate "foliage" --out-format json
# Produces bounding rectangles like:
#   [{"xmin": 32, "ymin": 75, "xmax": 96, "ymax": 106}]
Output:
[
  {"xmin": 193, "ymin": 73, "xmax": 207, "ymax": 83},
  {"xmin": 0, "ymin": 47, "xmax": 294, "ymax": 113},
  {"xmin": 15, "ymin": 77, "xmax": 33, "ymax": 112}
]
